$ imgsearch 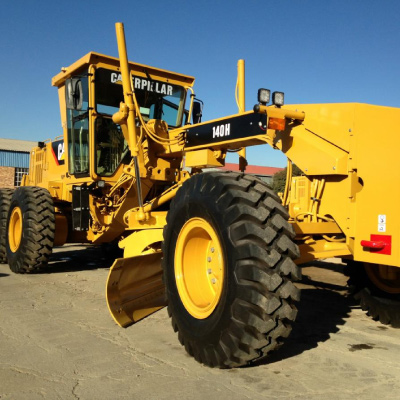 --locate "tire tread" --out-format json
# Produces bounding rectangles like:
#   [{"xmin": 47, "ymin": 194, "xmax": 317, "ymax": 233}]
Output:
[
  {"xmin": 163, "ymin": 172, "xmax": 301, "ymax": 367},
  {"xmin": 345, "ymin": 261, "xmax": 400, "ymax": 328},
  {"xmin": 0, "ymin": 189, "xmax": 14, "ymax": 263},
  {"xmin": 6, "ymin": 187, "xmax": 55, "ymax": 273}
]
